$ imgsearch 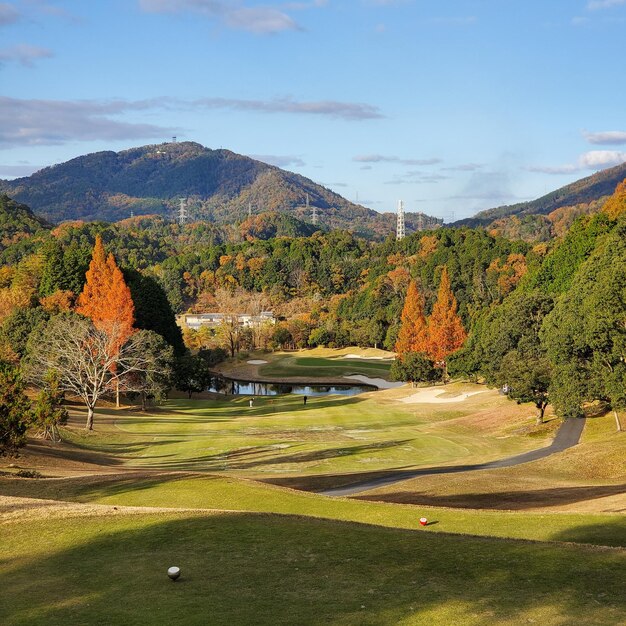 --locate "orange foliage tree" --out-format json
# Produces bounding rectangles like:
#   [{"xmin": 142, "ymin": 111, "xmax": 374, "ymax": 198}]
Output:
[
  {"xmin": 394, "ymin": 281, "xmax": 428, "ymax": 355},
  {"xmin": 76, "ymin": 235, "xmax": 135, "ymax": 405},
  {"xmin": 427, "ymin": 266, "xmax": 467, "ymax": 381},
  {"xmin": 603, "ymin": 178, "xmax": 626, "ymax": 220}
]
